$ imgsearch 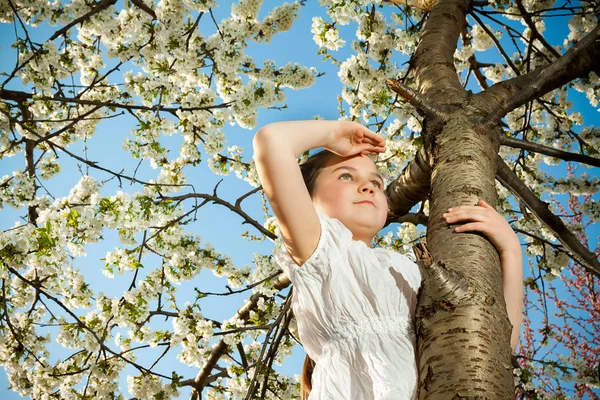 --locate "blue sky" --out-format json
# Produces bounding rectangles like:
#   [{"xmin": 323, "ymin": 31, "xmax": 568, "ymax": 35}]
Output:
[{"xmin": 0, "ymin": 1, "xmax": 598, "ymax": 398}]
